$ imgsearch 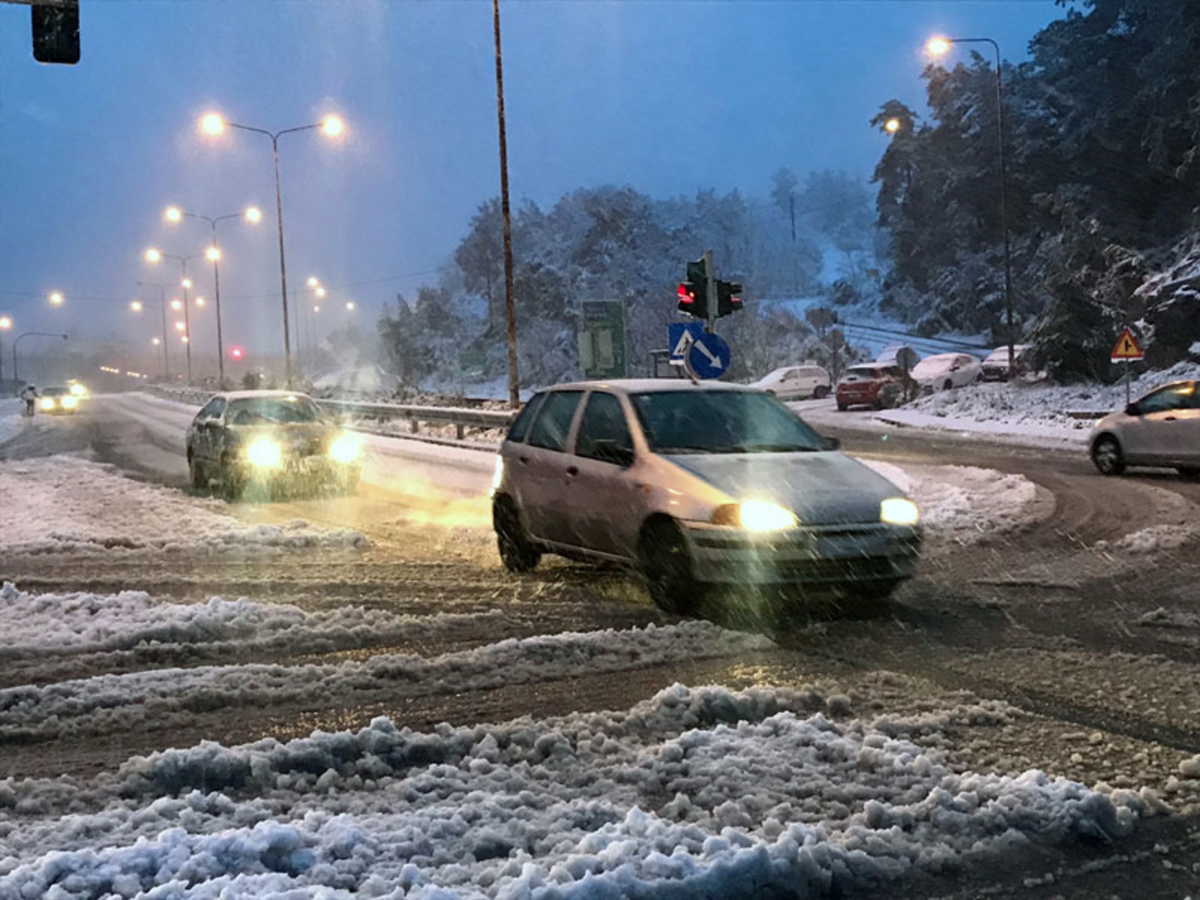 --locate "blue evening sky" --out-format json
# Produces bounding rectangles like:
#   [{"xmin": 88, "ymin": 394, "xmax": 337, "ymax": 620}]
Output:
[{"xmin": 0, "ymin": 0, "xmax": 1063, "ymax": 357}]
